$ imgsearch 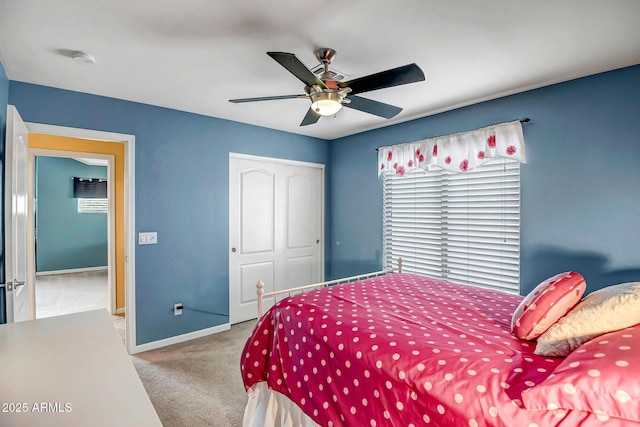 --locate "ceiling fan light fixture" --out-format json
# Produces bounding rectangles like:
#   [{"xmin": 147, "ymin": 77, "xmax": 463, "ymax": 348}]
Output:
[{"xmin": 310, "ymin": 92, "xmax": 343, "ymax": 116}]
